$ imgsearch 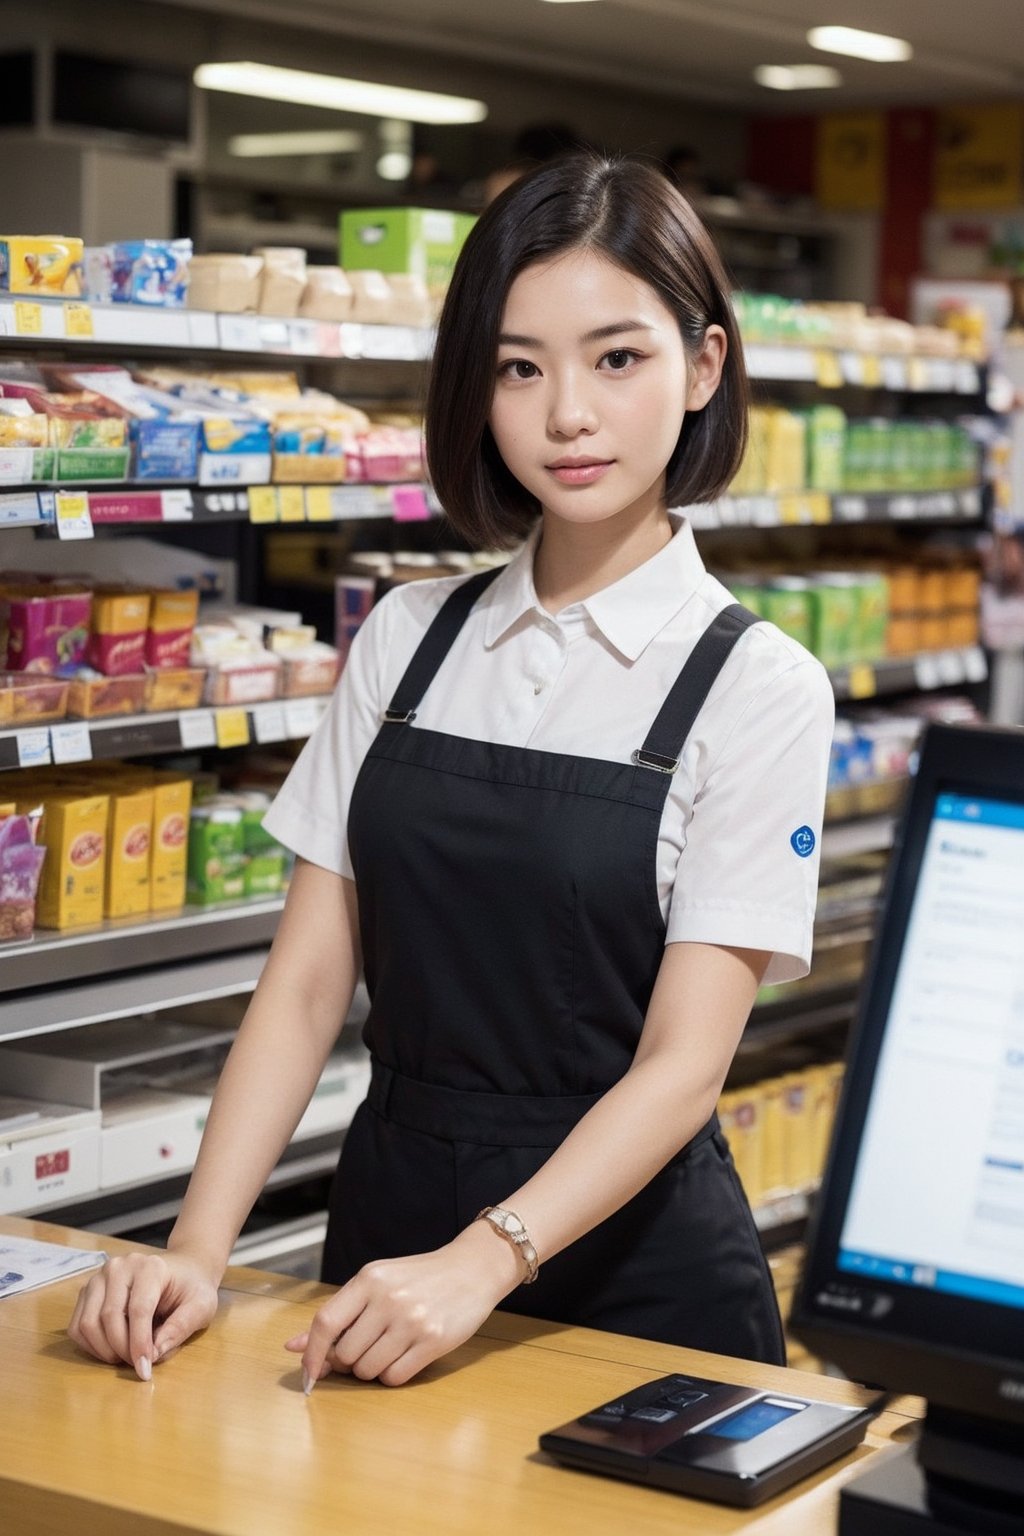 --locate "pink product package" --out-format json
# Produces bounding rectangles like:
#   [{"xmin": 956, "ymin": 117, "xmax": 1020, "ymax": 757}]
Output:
[
  {"xmin": 350, "ymin": 428, "xmax": 425, "ymax": 484},
  {"xmin": 0, "ymin": 590, "xmax": 92, "ymax": 674},
  {"xmin": 86, "ymin": 630, "xmax": 147, "ymax": 676},
  {"xmin": 145, "ymin": 629, "xmax": 192, "ymax": 669},
  {"xmin": 0, "ymin": 814, "xmax": 46, "ymax": 942}
]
